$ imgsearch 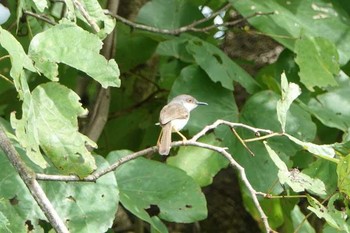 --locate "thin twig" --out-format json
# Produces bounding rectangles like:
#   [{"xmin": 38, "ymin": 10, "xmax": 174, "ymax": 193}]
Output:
[
  {"xmin": 0, "ymin": 74, "xmax": 13, "ymax": 85},
  {"xmin": 23, "ymin": 10, "xmax": 57, "ymax": 25},
  {"xmin": 191, "ymin": 119, "xmax": 274, "ymax": 141},
  {"xmin": 230, "ymin": 127, "xmax": 255, "ymax": 156},
  {"xmin": 0, "ymin": 55, "xmax": 10, "ymax": 62},
  {"xmin": 72, "ymin": 0, "xmax": 100, "ymax": 33},
  {"xmin": 0, "ymin": 128, "xmax": 69, "ymax": 233}
]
